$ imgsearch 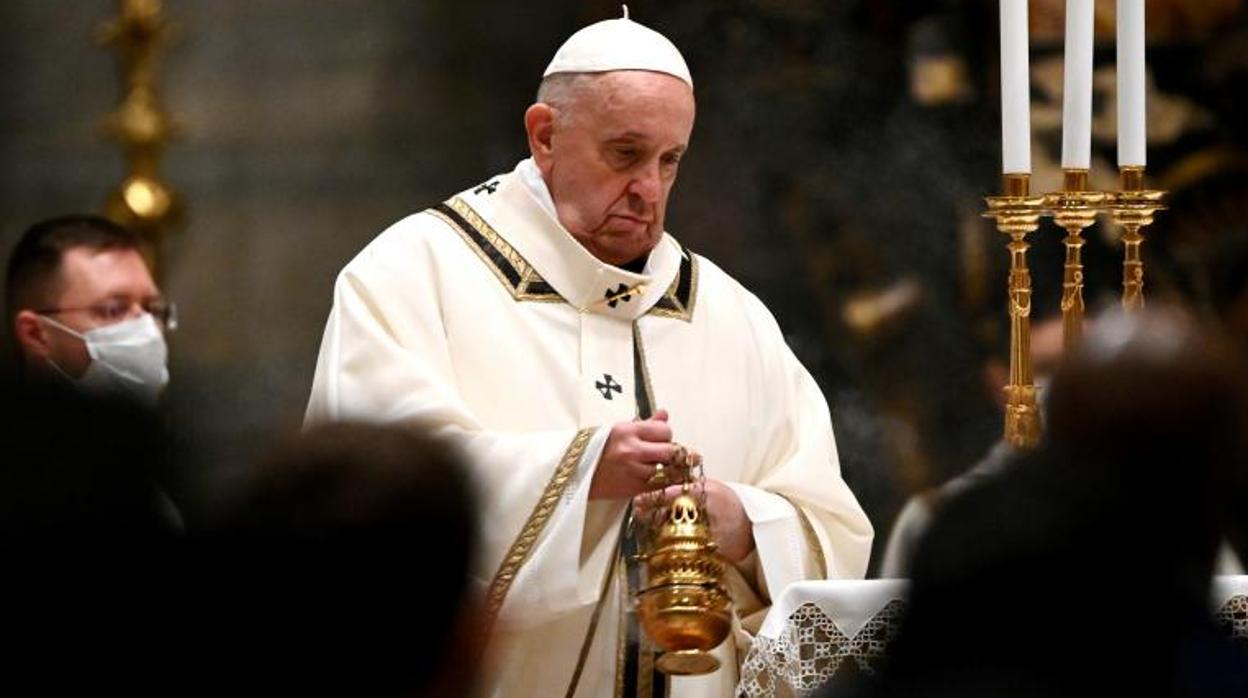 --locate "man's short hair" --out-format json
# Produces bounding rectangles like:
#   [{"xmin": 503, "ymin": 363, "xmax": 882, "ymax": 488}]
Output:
[
  {"xmin": 4, "ymin": 214, "xmax": 142, "ymax": 323},
  {"xmin": 535, "ymin": 72, "xmax": 601, "ymax": 125}
]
